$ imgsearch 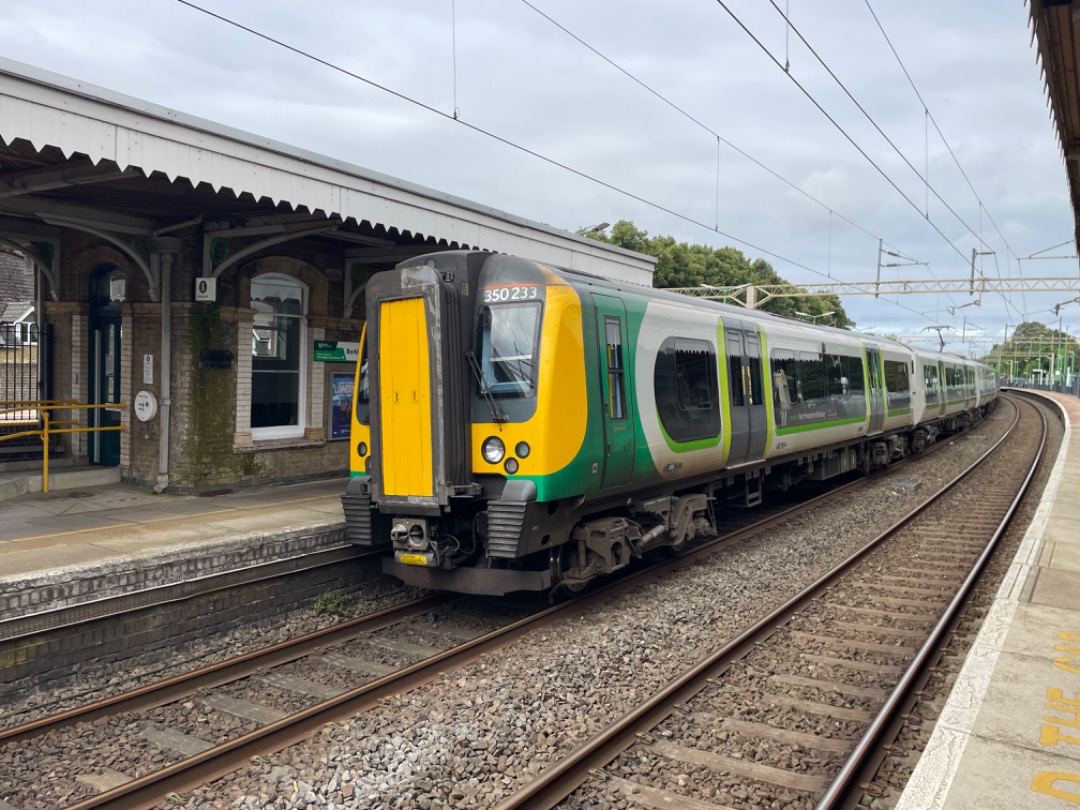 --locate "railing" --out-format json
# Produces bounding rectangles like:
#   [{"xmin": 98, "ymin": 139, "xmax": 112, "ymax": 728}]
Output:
[{"xmin": 0, "ymin": 400, "xmax": 125, "ymax": 493}]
